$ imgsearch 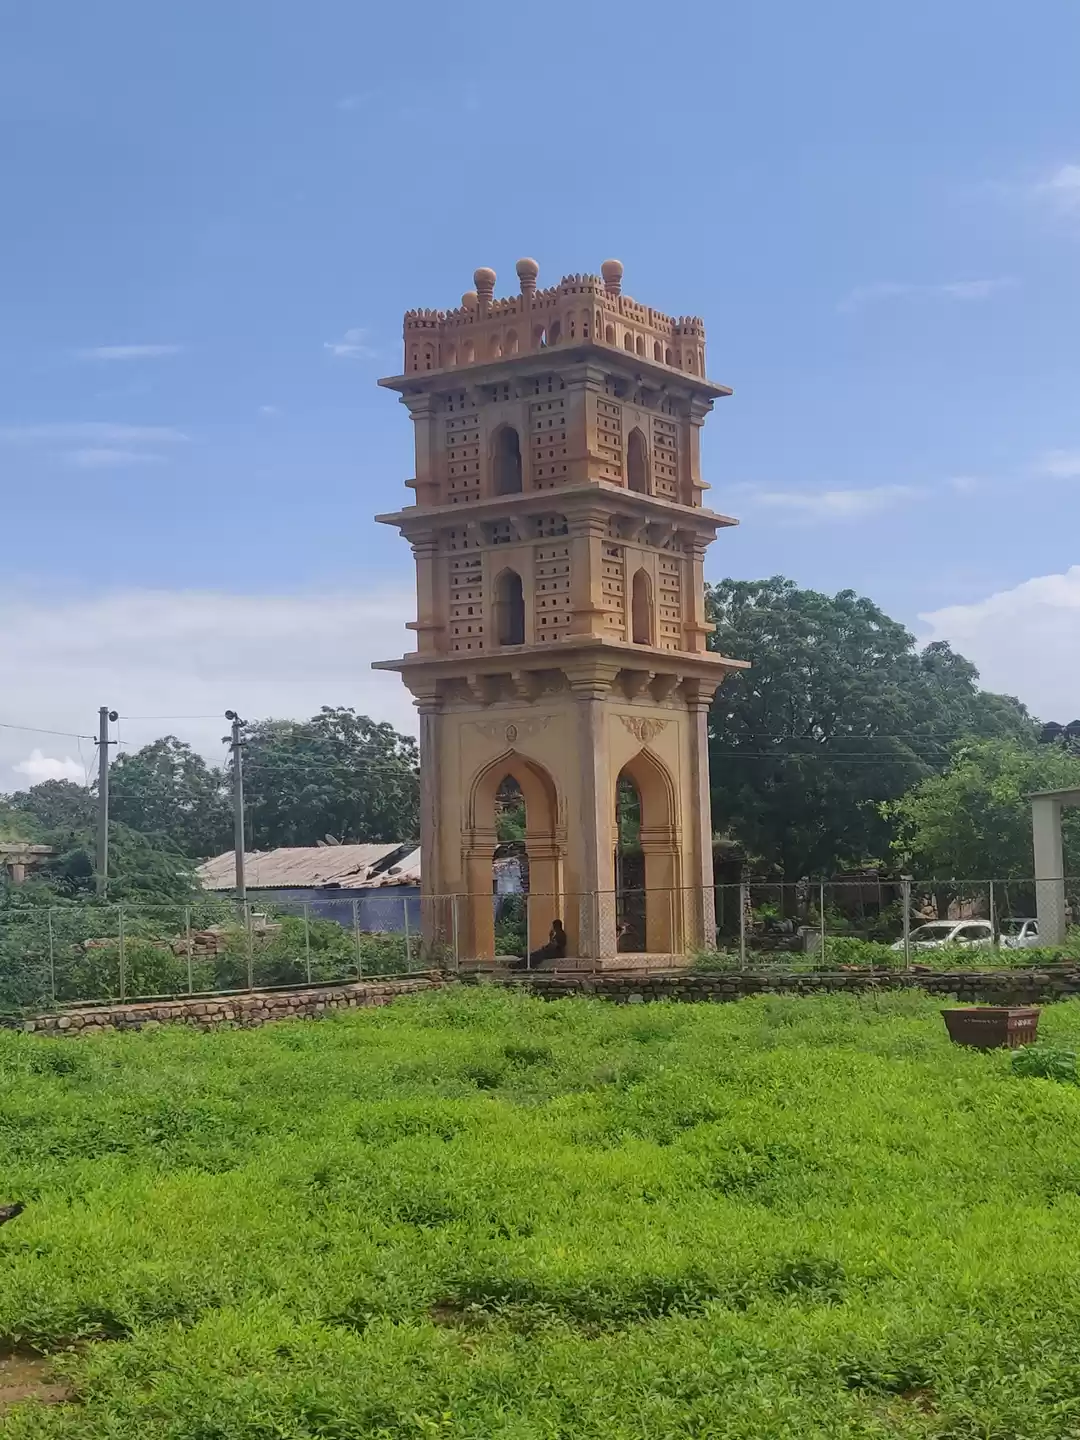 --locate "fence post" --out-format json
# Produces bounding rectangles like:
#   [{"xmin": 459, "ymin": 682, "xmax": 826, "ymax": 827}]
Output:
[
  {"xmin": 451, "ymin": 894, "xmax": 460, "ymax": 974},
  {"xmin": 118, "ymin": 903, "xmax": 126, "ymax": 1002},
  {"xmin": 819, "ymin": 881, "xmax": 826, "ymax": 965},
  {"xmin": 739, "ymin": 882, "xmax": 748, "ymax": 970},
  {"xmin": 245, "ymin": 902, "xmax": 254, "ymax": 991},
  {"xmin": 47, "ymin": 907, "xmax": 56, "ymax": 1005},
  {"xmin": 989, "ymin": 879, "xmax": 997, "ymax": 949},
  {"xmin": 352, "ymin": 899, "xmax": 362, "ymax": 980},
  {"xmin": 303, "ymin": 902, "xmax": 312, "ymax": 984},
  {"xmin": 403, "ymin": 894, "xmax": 412, "ymax": 973},
  {"xmin": 901, "ymin": 875, "xmax": 912, "ymax": 970},
  {"xmin": 185, "ymin": 905, "xmax": 193, "ymax": 993}
]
